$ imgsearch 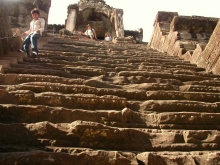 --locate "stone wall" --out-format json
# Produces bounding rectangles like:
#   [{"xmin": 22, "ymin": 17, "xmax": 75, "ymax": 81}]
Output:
[
  {"xmin": 196, "ymin": 20, "xmax": 220, "ymax": 74},
  {"xmin": 124, "ymin": 30, "xmax": 143, "ymax": 43},
  {"xmin": 0, "ymin": 1, "xmax": 12, "ymax": 55},
  {"xmin": 9, "ymin": 0, "xmax": 51, "ymax": 35},
  {"xmin": 149, "ymin": 11, "xmax": 220, "ymax": 75}
]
